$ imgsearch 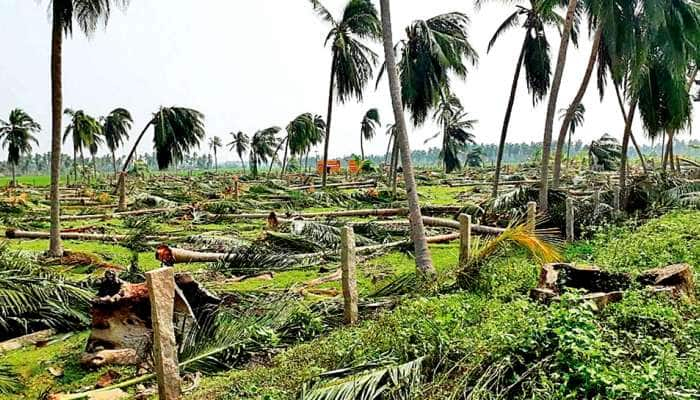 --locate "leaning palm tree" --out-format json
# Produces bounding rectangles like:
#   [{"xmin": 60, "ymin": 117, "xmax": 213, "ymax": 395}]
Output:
[
  {"xmin": 559, "ymin": 103, "xmax": 585, "ymax": 169},
  {"xmin": 249, "ymin": 127, "xmax": 280, "ymax": 179},
  {"xmin": 227, "ymin": 131, "xmax": 249, "ymax": 173},
  {"xmin": 309, "ymin": 0, "xmax": 382, "ymax": 188},
  {"xmin": 379, "ymin": 0, "xmax": 436, "ymax": 278},
  {"xmin": 285, "ymin": 113, "xmax": 326, "ymax": 174},
  {"xmin": 427, "ymin": 96, "xmax": 477, "ymax": 173},
  {"xmin": 465, "ymin": 146, "xmax": 486, "ymax": 168},
  {"xmin": 63, "ymin": 109, "xmax": 101, "ymax": 182},
  {"xmin": 102, "ymin": 108, "xmax": 132, "ymax": 176},
  {"xmin": 0, "ymin": 109, "xmax": 40, "ymax": 186},
  {"xmin": 487, "ymin": 0, "xmax": 566, "ymax": 197},
  {"xmin": 359, "ymin": 108, "xmax": 380, "ymax": 160},
  {"xmin": 538, "ymin": 0, "xmax": 581, "ymax": 210},
  {"xmin": 88, "ymin": 131, "xmax": 103, "ymax": 179},
  {"xmin": 45, "ymin": 0, "xmax": 130, "ymax": 256},
  {"xmin": 389, "ymin": 12, "xmax": 478, "ymax": 126},
  {"xmin": 209, "ymin": 136, "xmax": 222, "ymax": 172},
  {"xmin": 589, "ymin": 134, "xmax": 621, "ymax": 171}
]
